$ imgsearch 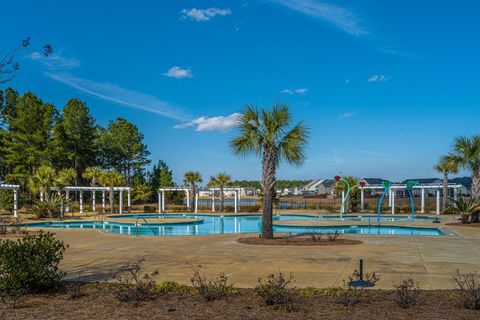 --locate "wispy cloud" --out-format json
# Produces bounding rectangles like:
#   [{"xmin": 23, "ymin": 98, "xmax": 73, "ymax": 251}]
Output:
[
  {"xmin": 28, "ymin": 51, "xmax": 81, "ymax": 70},
  {"xmin": 163, "ymin": 66, "xmax": 193, "ymax": 79},
  {"xmin": 45, "ymin": 72, "xmax": 188, "ymax": 121},
  {"xmin": 339, "ymin": 111, "xmax": 354, "ymax": 119},
  {"xmin": 281, "ymin": 88, "xmax": 308, "ymax": 95},
  {"xmin": 367, "ymin": 74, "xmax": 391, "ymax": 82},
  {"xmin": 268, "ymin": 0, "xmax": 367, "ymax": 36},
  {"xmin": 174, "ymin": 113, "xmax": 240, "ymax": 132},
  {"xmin": 181, "ymin": 8, "xmax": 232, "ymax": 22}
]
